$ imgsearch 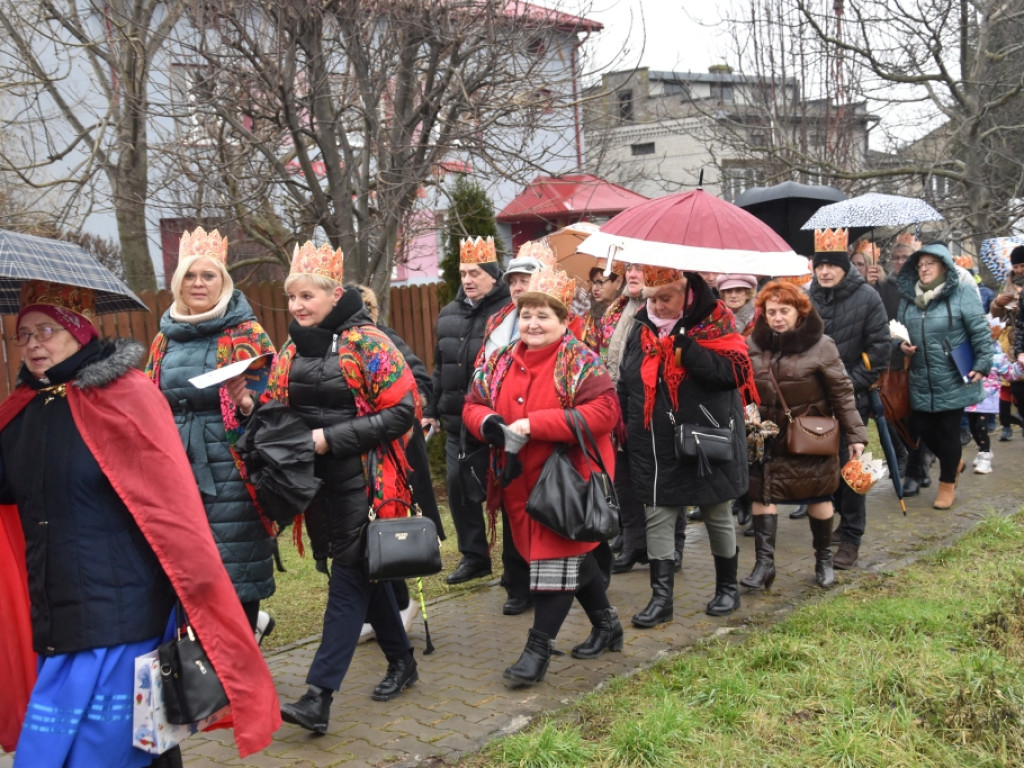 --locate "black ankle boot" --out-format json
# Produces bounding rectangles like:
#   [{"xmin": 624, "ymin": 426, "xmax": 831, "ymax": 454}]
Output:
[
  {"xmin": 705, "ymin": 548, "xmax": 741, "ymax": 616},
  {"xmin": 281, "ymin": 684, "xmax": 333, "ymax": 734},
  {"xmin": 631, "ymin": 559, "xmax": 674, "ymax": 628},
  {"xmin": 732, "ymin": 495, "xmax": 752, "ymax": 526},
  {"xmin": 503, "ymin": 628, "xmax": 554, "ymax": 688},
  {"xmin": 372, "ymin": 650, "xmax": 419, "ymax": 701},
  {"xmin": 571, "ymin": 608, "xmax": 624, "ymax": 659},
  {"xmin": 148, "ymin": 746, "xmax": 183, "ymax": 768},
  {"xmin": 809, "ymin": 516, "xmax": 835, "ymax": 588},
  {"xmin": 740, "ymin": 514, "xmax": 777, "ymax": 590},
  {"xmin": 612, "ymin": 548, "xmax": 649, "ymax": 574}
]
